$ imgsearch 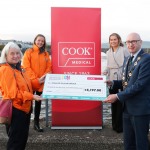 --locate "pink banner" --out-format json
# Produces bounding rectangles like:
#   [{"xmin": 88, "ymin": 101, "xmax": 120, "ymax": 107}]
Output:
[{"xmin": 51, "ymin": 7, "xmax": 102, "ymax": 127}]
